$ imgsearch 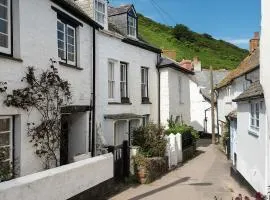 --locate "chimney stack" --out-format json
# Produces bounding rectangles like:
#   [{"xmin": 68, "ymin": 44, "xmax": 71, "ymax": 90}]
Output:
[
  {"xmin": 162, "ymin": 49, "xmax": 177, "ymax": 60},
  {"xmin": 249, "ymin": 32, "xmax": 260, "ymax": 53},
  {"xmin": 192, "ymin": 56, "xmax": 201, "ymax": 72}
]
